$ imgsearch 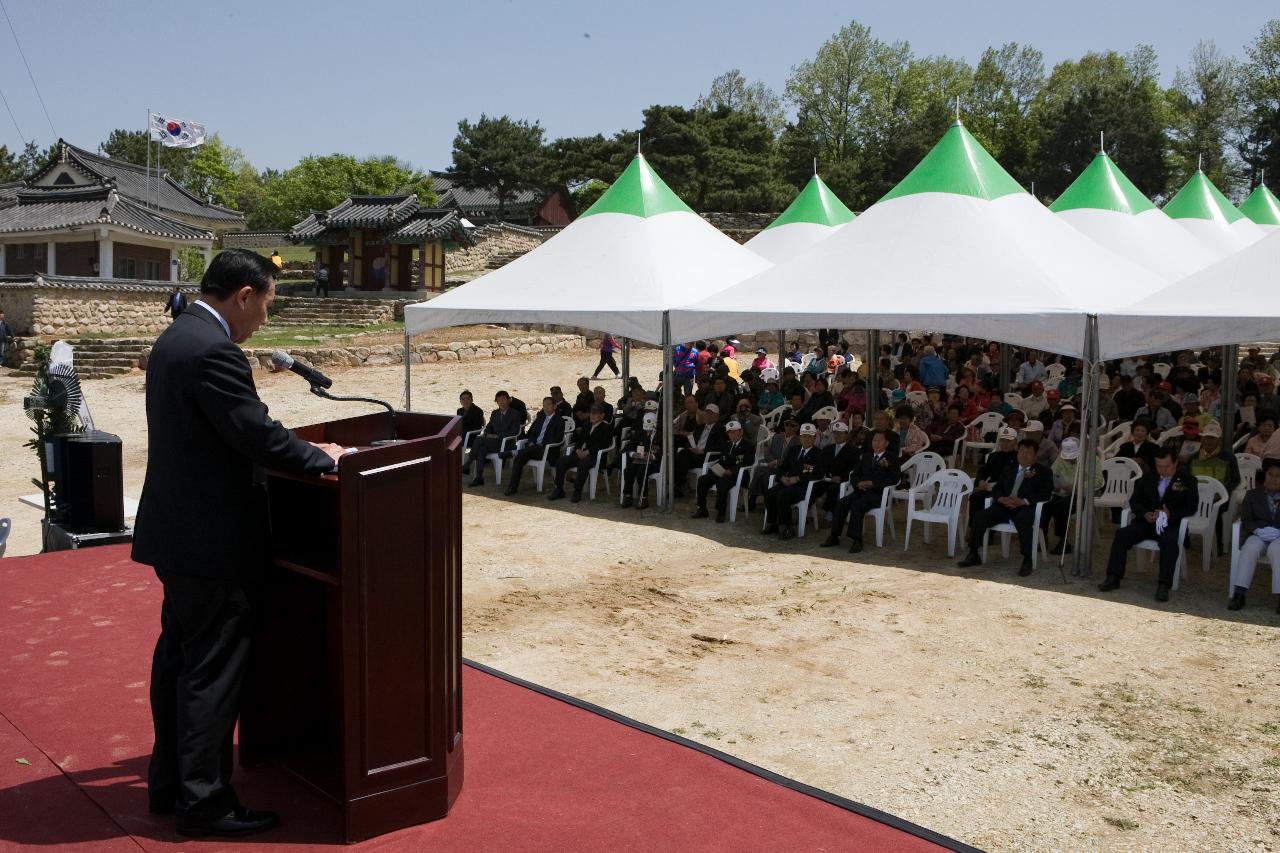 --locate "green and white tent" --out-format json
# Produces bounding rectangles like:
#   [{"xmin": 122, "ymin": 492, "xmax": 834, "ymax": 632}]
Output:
[
  {"xmin": 1239, "ymin": 182, "xmax": 1280, "ymax": 233},
  {"xmin": 744, "ymin": 174, "xmax": 854, "ymax": 263},
  {"xmin": 1051, "ymin": 152, "xmax": 1217, "ymax": 280},
  {"xmin": 1163, "ymin": 170, "xmax": 1266, "ymax": 255},
  {"xmin": 402, "ymin": 155, "xmax": 770, "ymax": 345},
  {"xmin": 671, "ymin": 122, "xmax": 1163, "ymax": 357}
]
